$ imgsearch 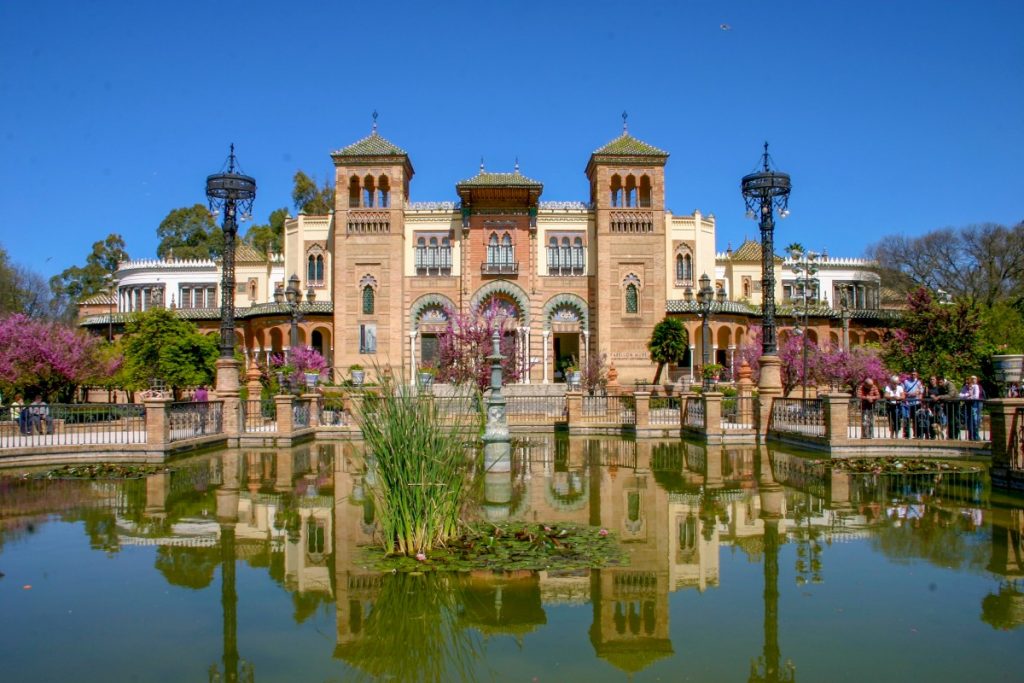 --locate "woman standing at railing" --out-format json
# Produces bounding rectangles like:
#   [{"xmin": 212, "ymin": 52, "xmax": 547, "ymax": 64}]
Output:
[
  {"xmin": 883, "ymin": 376, "xmax": 905, "ymax": 439},
  {"xmin": 959, "ymin": 375, "xmax": 984, "ymax": 441},
  {"xmin": 857, "ymin": 378, "xmax": 881, "ymax": 439}
]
